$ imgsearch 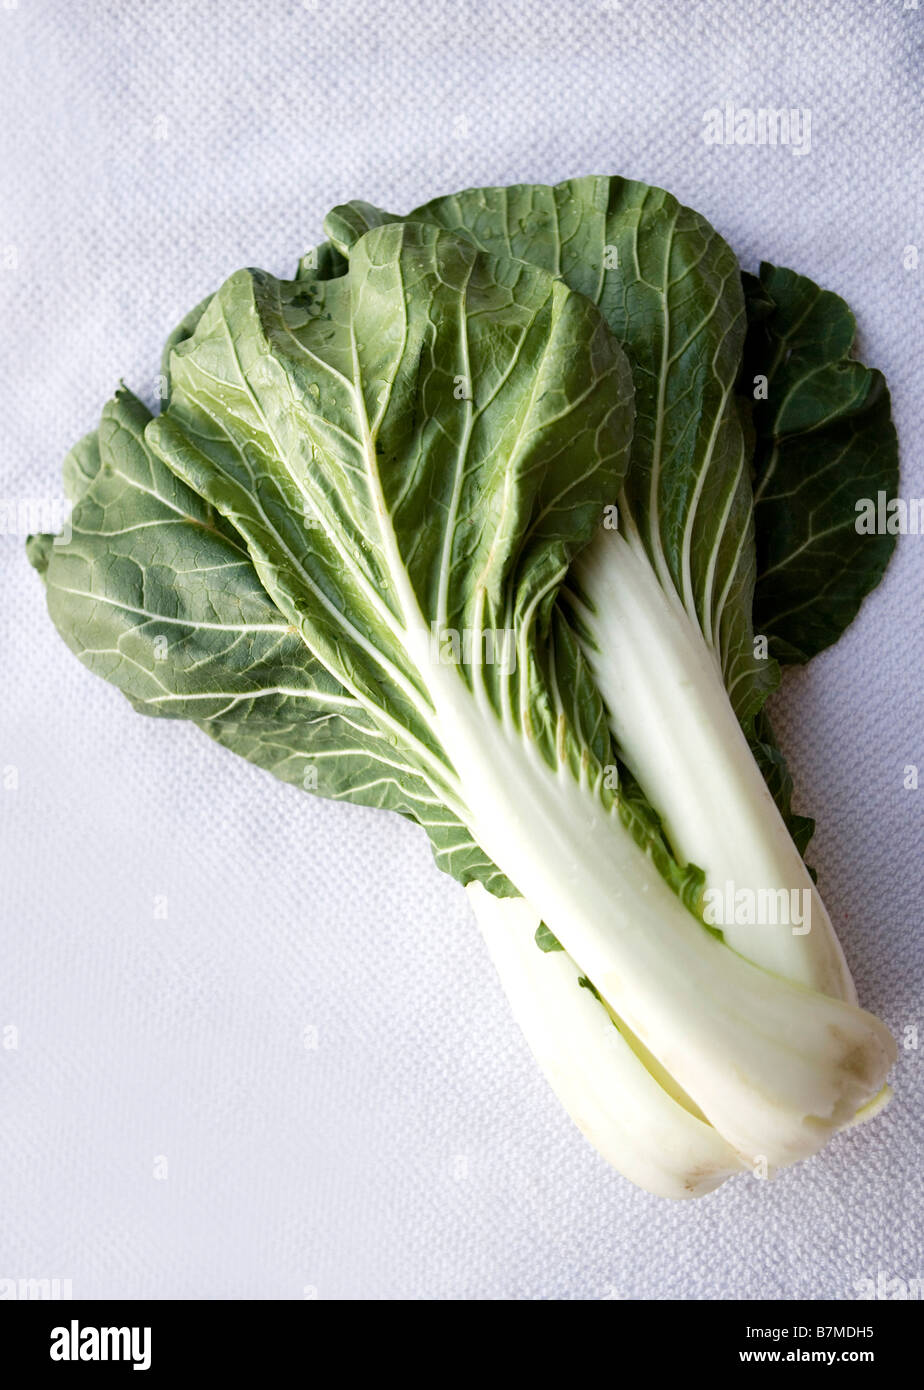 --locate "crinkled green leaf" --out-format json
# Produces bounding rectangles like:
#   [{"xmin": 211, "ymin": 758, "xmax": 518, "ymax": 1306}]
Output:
[
  {"xmin": 33, "ymin": 225, "xmax": 652, "ymax": 908},
  {"xmin": 742, "ymin": 262, "xmax": 899, "ymax": 665},
  {"xmin": 28, "ymin": 386, "xmax": 516, "ymax": 895},
  {"xmin": 160, "ymin": 241, "xmax": 347, "ymax": 404},
  {"xmin": 149, "ymin": 221, "xmax": 714, "ymax": 916},
  {"xmin": 149, "ymin": 221, "xmax": 633, "ymax": 779},
  {"xmin": 326, "ymin": 177, "xmax": 777, "ymax": 730}
]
